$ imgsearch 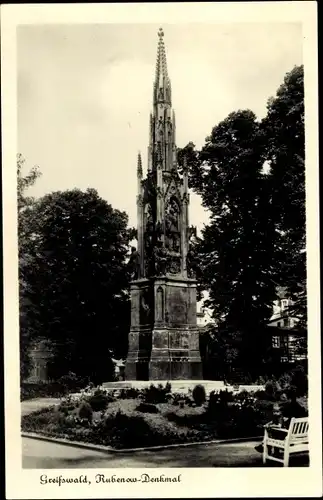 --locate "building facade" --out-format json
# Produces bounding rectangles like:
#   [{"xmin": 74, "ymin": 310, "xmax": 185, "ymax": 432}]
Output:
[{"xmin": 267, "ymin": 287, "xmax": 306, "ymax": 363}]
